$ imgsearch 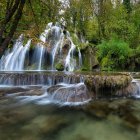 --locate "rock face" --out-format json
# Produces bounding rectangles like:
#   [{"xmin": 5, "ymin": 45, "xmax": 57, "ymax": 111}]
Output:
[{"xmin": 82, "ymin": 46, "xmax": 99, "ymax": 71}]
